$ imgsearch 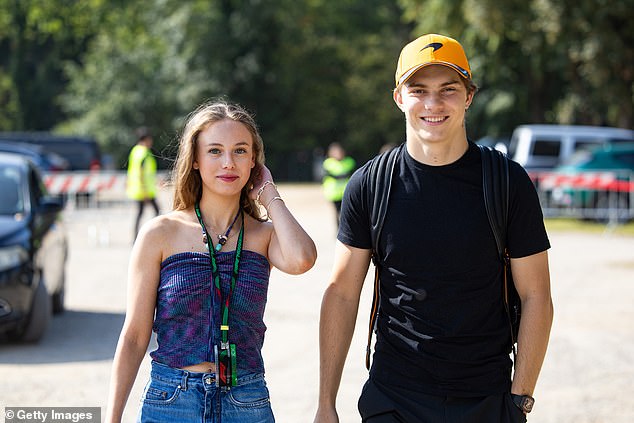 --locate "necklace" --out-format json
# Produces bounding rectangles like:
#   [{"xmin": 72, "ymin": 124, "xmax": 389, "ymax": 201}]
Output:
[{"xmin": 200, "ymin": 207, "xmax": 241, "ymax": 252}]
